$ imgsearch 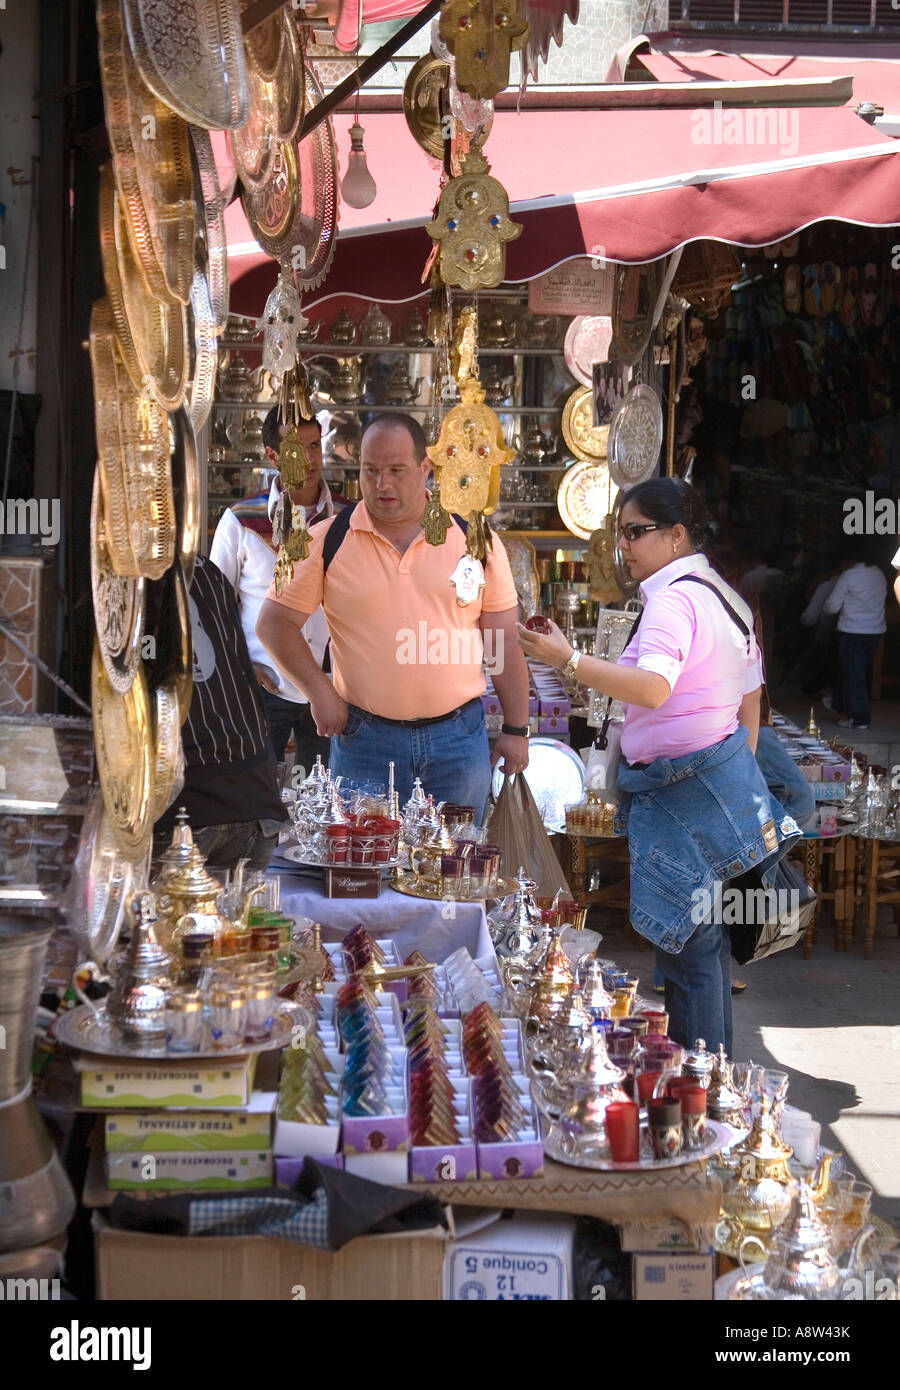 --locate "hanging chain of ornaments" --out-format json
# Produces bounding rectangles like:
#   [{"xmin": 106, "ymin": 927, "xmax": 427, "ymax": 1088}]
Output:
[{"xmin": 426, "ymin": 149, "xmax": 521, "ymax": 291}]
